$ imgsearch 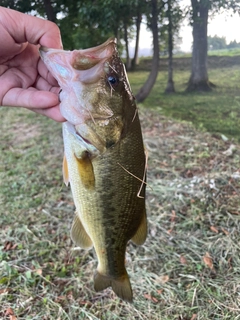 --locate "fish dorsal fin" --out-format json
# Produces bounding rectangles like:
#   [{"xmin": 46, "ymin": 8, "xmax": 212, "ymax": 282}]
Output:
[
  {"xmin": 131, "ymin": 208, "xmax": 147, "ymax": 245},
  {"xmin": 62, "ymin": 154, "xmax": 69, "ymax": 186},
  {"xmin": 71, "ymin": 214, "xmax": 93, "ymax": 249}
]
